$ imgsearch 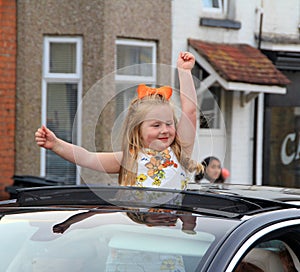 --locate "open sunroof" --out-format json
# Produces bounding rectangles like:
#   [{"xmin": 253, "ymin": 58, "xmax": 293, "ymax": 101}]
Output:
[{"xmin": 15, "ymin": 185, "xmax": 295, "ymax": 219}]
